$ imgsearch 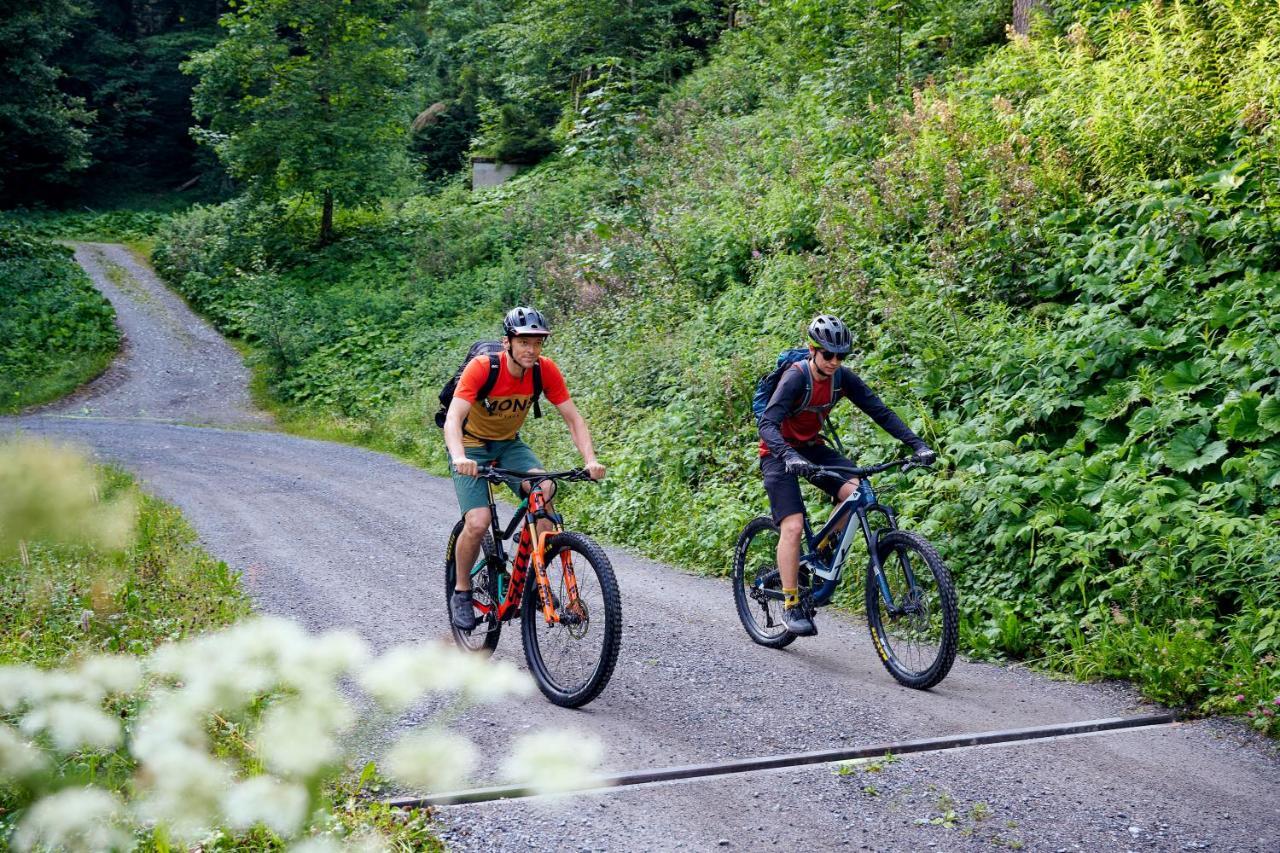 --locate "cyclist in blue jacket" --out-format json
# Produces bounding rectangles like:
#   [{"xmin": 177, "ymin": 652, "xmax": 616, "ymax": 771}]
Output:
[{"xmin": 758, "ymin": 314, "xmax": 935, "ymax": 636}]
